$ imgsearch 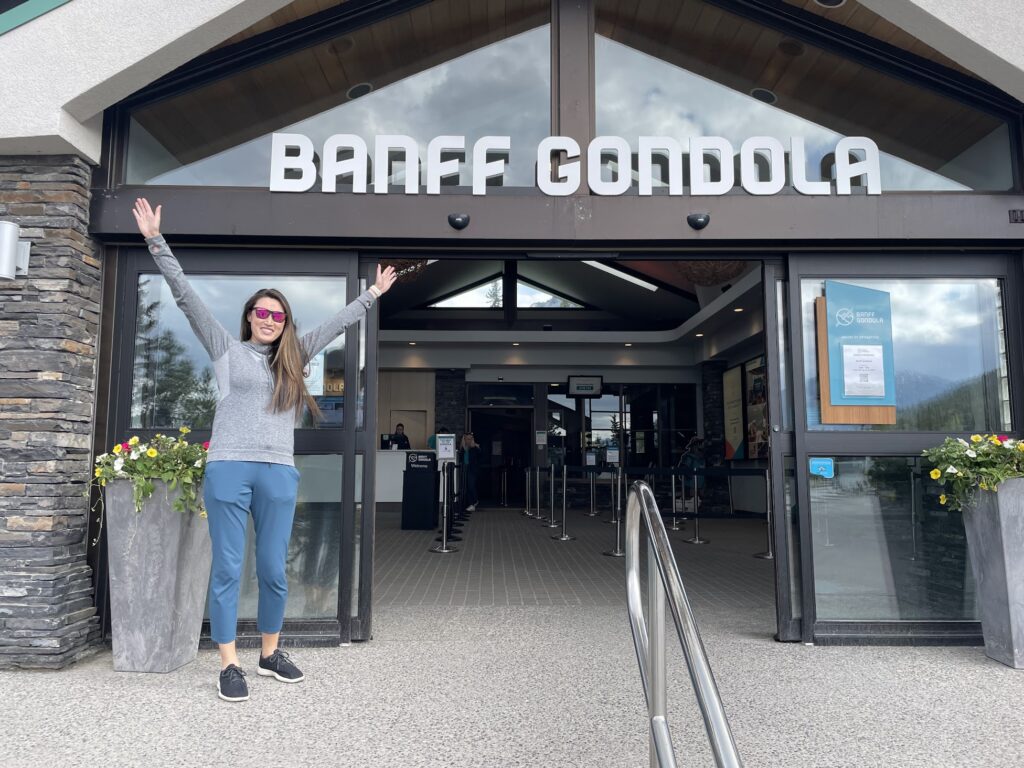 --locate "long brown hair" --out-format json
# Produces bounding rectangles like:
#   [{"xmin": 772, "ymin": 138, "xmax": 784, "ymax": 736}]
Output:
[{"xmin": 240, "ymin": 288, "xmax": 321, "ymax": 421}]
